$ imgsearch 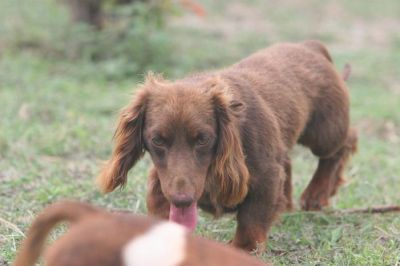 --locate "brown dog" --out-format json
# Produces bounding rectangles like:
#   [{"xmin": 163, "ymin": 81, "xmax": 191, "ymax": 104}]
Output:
[
  {"xmin": 14, "ymin": 201, "xmax": 268, "ymax": 266},
  {"xmin": 97, "ymin": 40, "xmax": 358, "ymax": 251}
]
